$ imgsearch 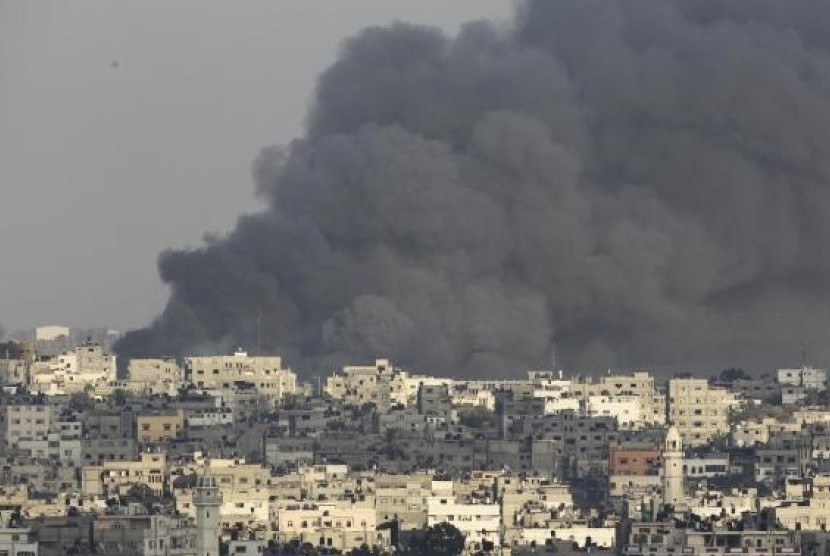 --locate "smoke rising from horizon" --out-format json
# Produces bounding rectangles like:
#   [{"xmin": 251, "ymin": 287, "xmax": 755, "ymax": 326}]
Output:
[{"xmin": 116, "ymin": 0, "xmax": 830, "ymax": 377}]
